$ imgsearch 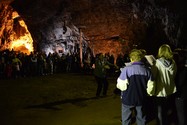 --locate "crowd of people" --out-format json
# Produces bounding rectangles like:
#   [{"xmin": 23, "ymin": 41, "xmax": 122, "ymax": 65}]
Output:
[
  {"xmin": 0, "ymin": 50, "xmax": 74, "ymax": 79},
  {"xmin": 0, "ymin": 49, "xmax": 126, "ymax": 80},
  {"xmin": 116, "ymin": 44, "xmax": 187, "ymax": 125},
  {"xmin": 0, "ymin": 50, "xmax": 84, "ymax": 79},
  {"xmin": 1, "ymin": 44, "xmax": 186, "ymax": 125}
]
